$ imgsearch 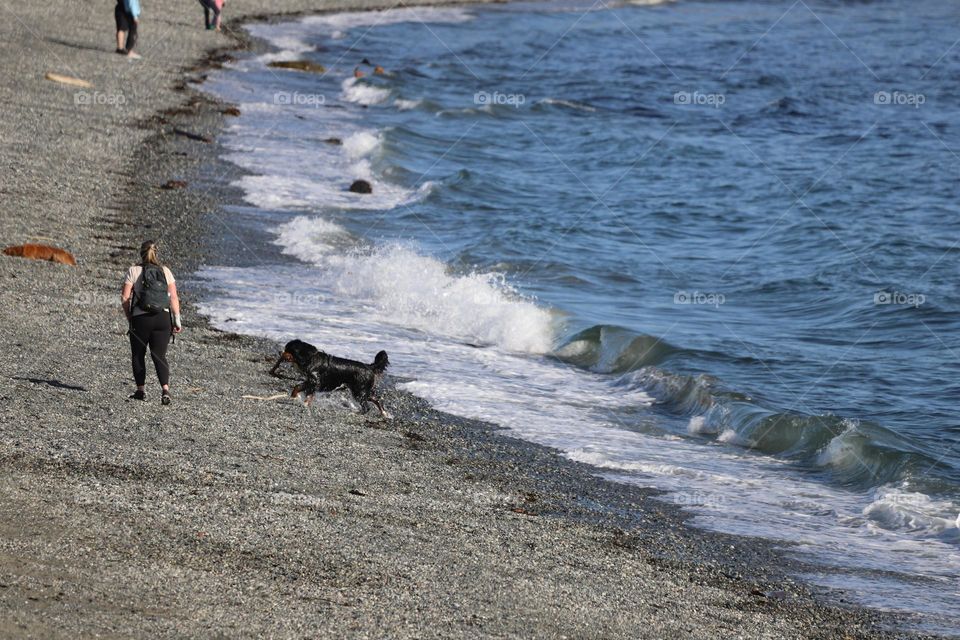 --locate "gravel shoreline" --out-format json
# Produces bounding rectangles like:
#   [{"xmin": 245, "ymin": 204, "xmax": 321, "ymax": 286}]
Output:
[{"xmin": 0, "ymin": 1, "xmax": 932, "ymax": 637}]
